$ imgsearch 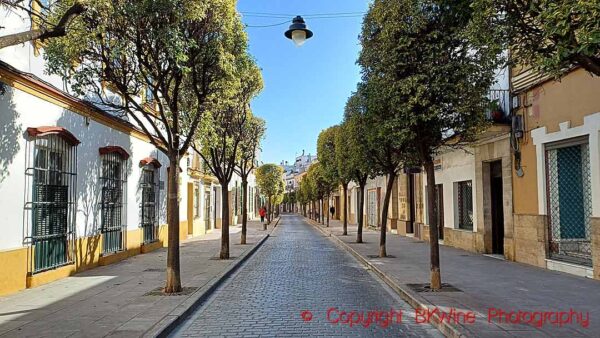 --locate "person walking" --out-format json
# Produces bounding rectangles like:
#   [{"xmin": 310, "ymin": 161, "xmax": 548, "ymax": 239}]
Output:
[
  {"xmin": 330, "ymin": 205, "xmax": 335, "ymax": 219},
  {"xmin": 259, "ymin": 206, "xmax": 266, "ymax": 224}
]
